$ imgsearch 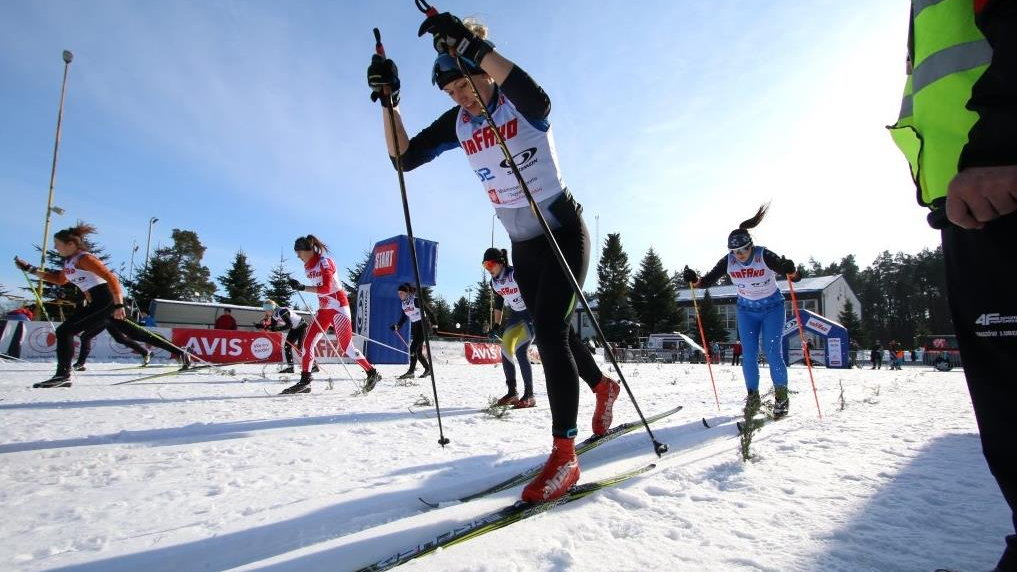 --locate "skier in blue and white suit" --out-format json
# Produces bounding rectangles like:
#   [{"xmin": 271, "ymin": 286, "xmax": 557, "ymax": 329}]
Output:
[{"xmin": 684, "ymin": 204, "xmax": 799, "ymax": 416}]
